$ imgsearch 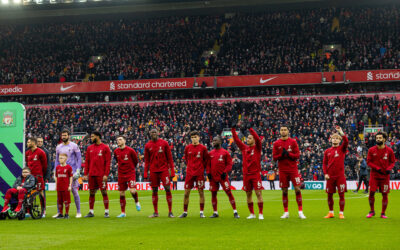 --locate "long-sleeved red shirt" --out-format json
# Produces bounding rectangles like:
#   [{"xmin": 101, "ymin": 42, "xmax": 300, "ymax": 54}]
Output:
[
  {"xmin": 232, "ymin": 128, "xmax": 262, "ymax": 176},
  {"xmin": 272, "ymin": 137, "xmax": 300, "ymax": 173},
  {"xmin": 323, "ymin": 135, "xmax": 349, "ymax": 178},
  {"xmin": 84, "ymin": 143, "xmax": 111, "ymax": 177},
  {"xmin": 114, "ymin": 146, "xmax": 138, "ymax": 178},
  {"xmin": 367, "ymin": 145, "xmax": 395, "ymax": 178},
  {"xmin": 184, "ymin": 144, "xmax": 209, "ymax": 177},
  {"xmin": 206, "ymin": 148, "xmax": 232, "ymax": 181},
  {"xmin": 144, "ymin": 139, "xmax": 175, "ymax": 176},
  {"xmin": 26, "ymin": 147, "xmax": 47, "ymax": 176}
]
